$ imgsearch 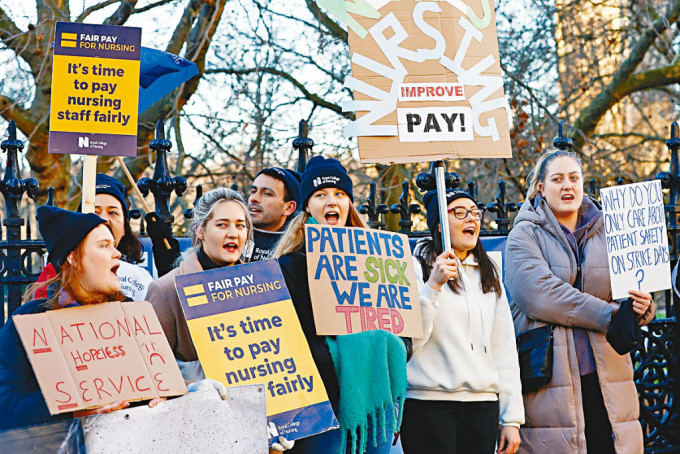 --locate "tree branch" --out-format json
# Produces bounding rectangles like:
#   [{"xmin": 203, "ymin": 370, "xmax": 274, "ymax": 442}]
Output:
[
  {"xmin": 0, "ymin": 6, "xmax": 30, "ymax": 55},
  {"xmin": 206, "ymin": 67, "xmax": 351, "ymax": 117},
  {"xmin": 304, "ymin": 0, "xmax": 348, "ymax": 43},
  {"xmin": 0, "ymin": 94, "xmax": 32, "ymax": 132},
  {"xmin": 570, "ymin": 1, "xmax": 680, "ymax": 148},
  {"xmin": 75, "ymin": 0, "xmax": 119, "ymax": 23},
  {"xmin": 165, "ymin": 0, "xmax": 202, "ymax": 55},
  {"xmin": 104, "ymin": 0, "xmax": 137, "ymax": 26}
]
